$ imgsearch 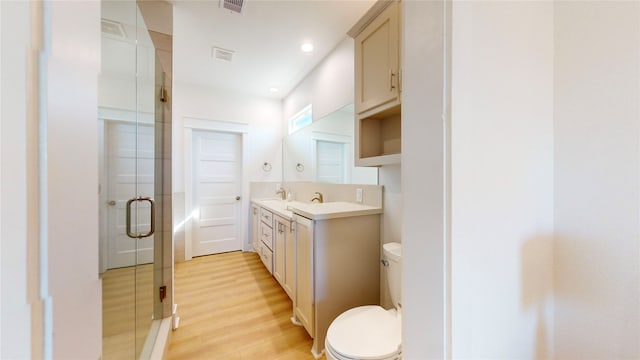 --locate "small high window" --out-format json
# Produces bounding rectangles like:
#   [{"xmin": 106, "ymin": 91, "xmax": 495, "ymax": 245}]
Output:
[{"xmin": 289, "ymin": 104, "xmax": 312, "ymax": 134}]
